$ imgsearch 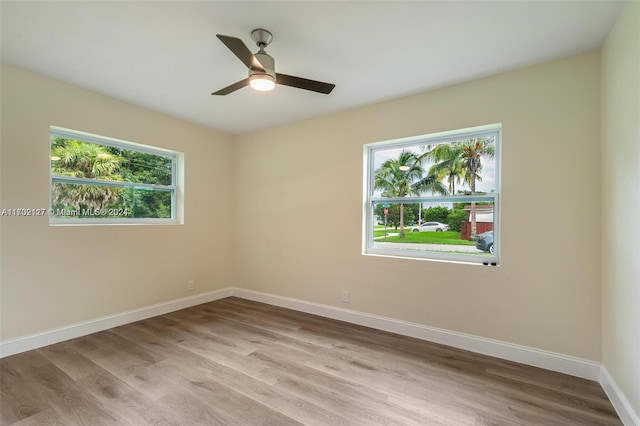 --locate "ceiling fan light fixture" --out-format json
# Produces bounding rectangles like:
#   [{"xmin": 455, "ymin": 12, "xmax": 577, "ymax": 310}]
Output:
[{"xmin": 249, "ymin": 74, "xmax": 275, "ymax": 91}]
